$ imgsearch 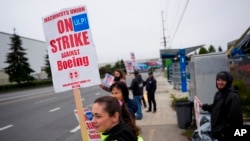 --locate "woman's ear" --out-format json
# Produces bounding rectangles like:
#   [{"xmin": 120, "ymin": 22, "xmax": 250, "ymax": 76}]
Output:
[{"xmin": 111, "ymin": 112, "xmax": 120, "ymax": 123}]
